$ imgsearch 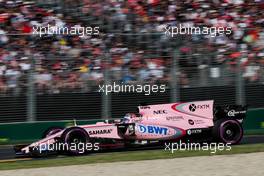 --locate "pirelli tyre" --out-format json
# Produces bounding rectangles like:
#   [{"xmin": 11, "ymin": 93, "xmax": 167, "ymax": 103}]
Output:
[
  {"xmin": 213, "ymin": 118, "xmax": 243, "ymax": 144},
  {"xmin": 61, "ymin": 127, "xmax": 90, "ymax": 155},
  {"xmin": 42, "ymin": 126, "xmax": 64, "ymax": 138}
]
